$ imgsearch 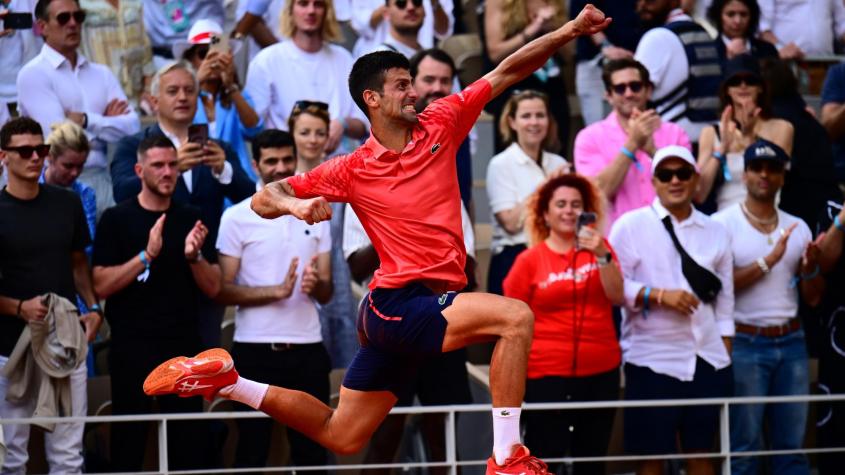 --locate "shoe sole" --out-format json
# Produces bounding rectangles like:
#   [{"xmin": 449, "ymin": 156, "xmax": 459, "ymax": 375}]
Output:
[{"xmin": 143, "ymin": 348, "xmax": 234, "ymax": 397}]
